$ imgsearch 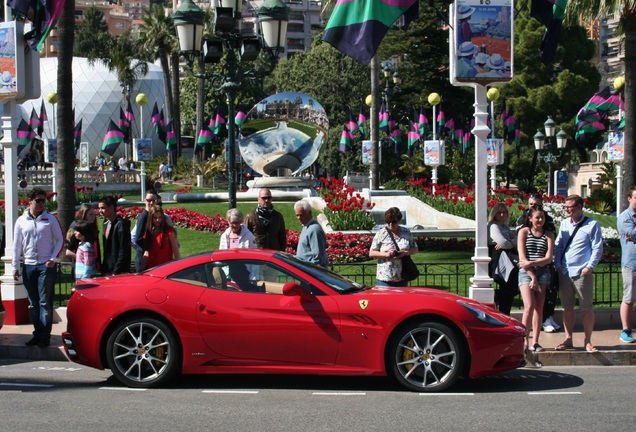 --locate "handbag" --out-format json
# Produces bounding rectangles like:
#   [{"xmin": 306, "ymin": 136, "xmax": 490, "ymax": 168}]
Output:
[{"xmin": 386, "ymin": 228, "xmax": 420, "ymax": 282}]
